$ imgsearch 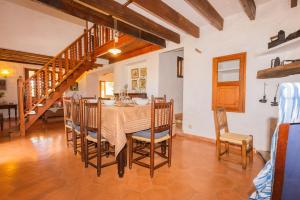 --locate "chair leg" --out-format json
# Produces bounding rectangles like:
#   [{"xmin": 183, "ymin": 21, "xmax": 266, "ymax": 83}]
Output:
[
  {"xmin": 242, "ymin": 140, "xmax": 247, "ymax": 169},
  {"xmin": 161, "ymin": 141, "xmax": 167, "ymax": 155},
  {"xmin": 249, "ymin": 135, "xmax": 254, "ymax": 163},
  {"xmin": 80, "ymin": 133, "xmax": 85, "ymax": 162},
  {"xmin": 84, "ymin": 138, "xmax": 88, "ymax": 168},
  {"xmin": 105, "ymin": 142, "xmax": 110, "ymax": 158},
  {"xmin": 97, "ymin": 141, "xmax": 102, "ymax": 177},
  {"xmin": 65, "ymin": 126, "xmax": 69, "ymax": 147},
  {"xmin": 73, "ymin": 130, "xmax": 77, "ymax": 155},
  {"xmin": 129, "ymin": 137, "xmax": 133, "ymax": 169},
  {"xmin": 168, "ymin": 138, "xmax": 172, "ymax": 167},
  {"xmin": 150, "ymin": 142, "xmax": 154, "ymax": 178},
  {"xmin": 225, "ymin": 142, "xmax": 229, "ymax": 155},
  {"xmin": 216, "ymin": 140, "xmax": 221, "ymax": 160}
]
